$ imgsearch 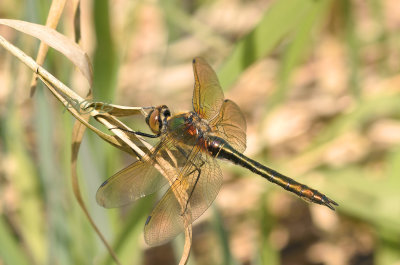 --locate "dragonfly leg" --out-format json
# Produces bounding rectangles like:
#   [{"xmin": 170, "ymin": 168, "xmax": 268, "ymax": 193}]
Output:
[
  {"xmin": 182, "ymin": 166, "xmax": 201, "ymax": 215},
  {"xmin": 182, "ymin": 161, "xmax": 206, "ymax": 214},
  {"xmin": 142, "ymin": 106, "xmax": 156, "ymax": 110},
  {"xmin": 175, "ymin": 146, "xmax": 206, "ymax": 215},
  {"xmin": 109, "ymin": 127, "xmax": 161, "ymax": 138}
]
